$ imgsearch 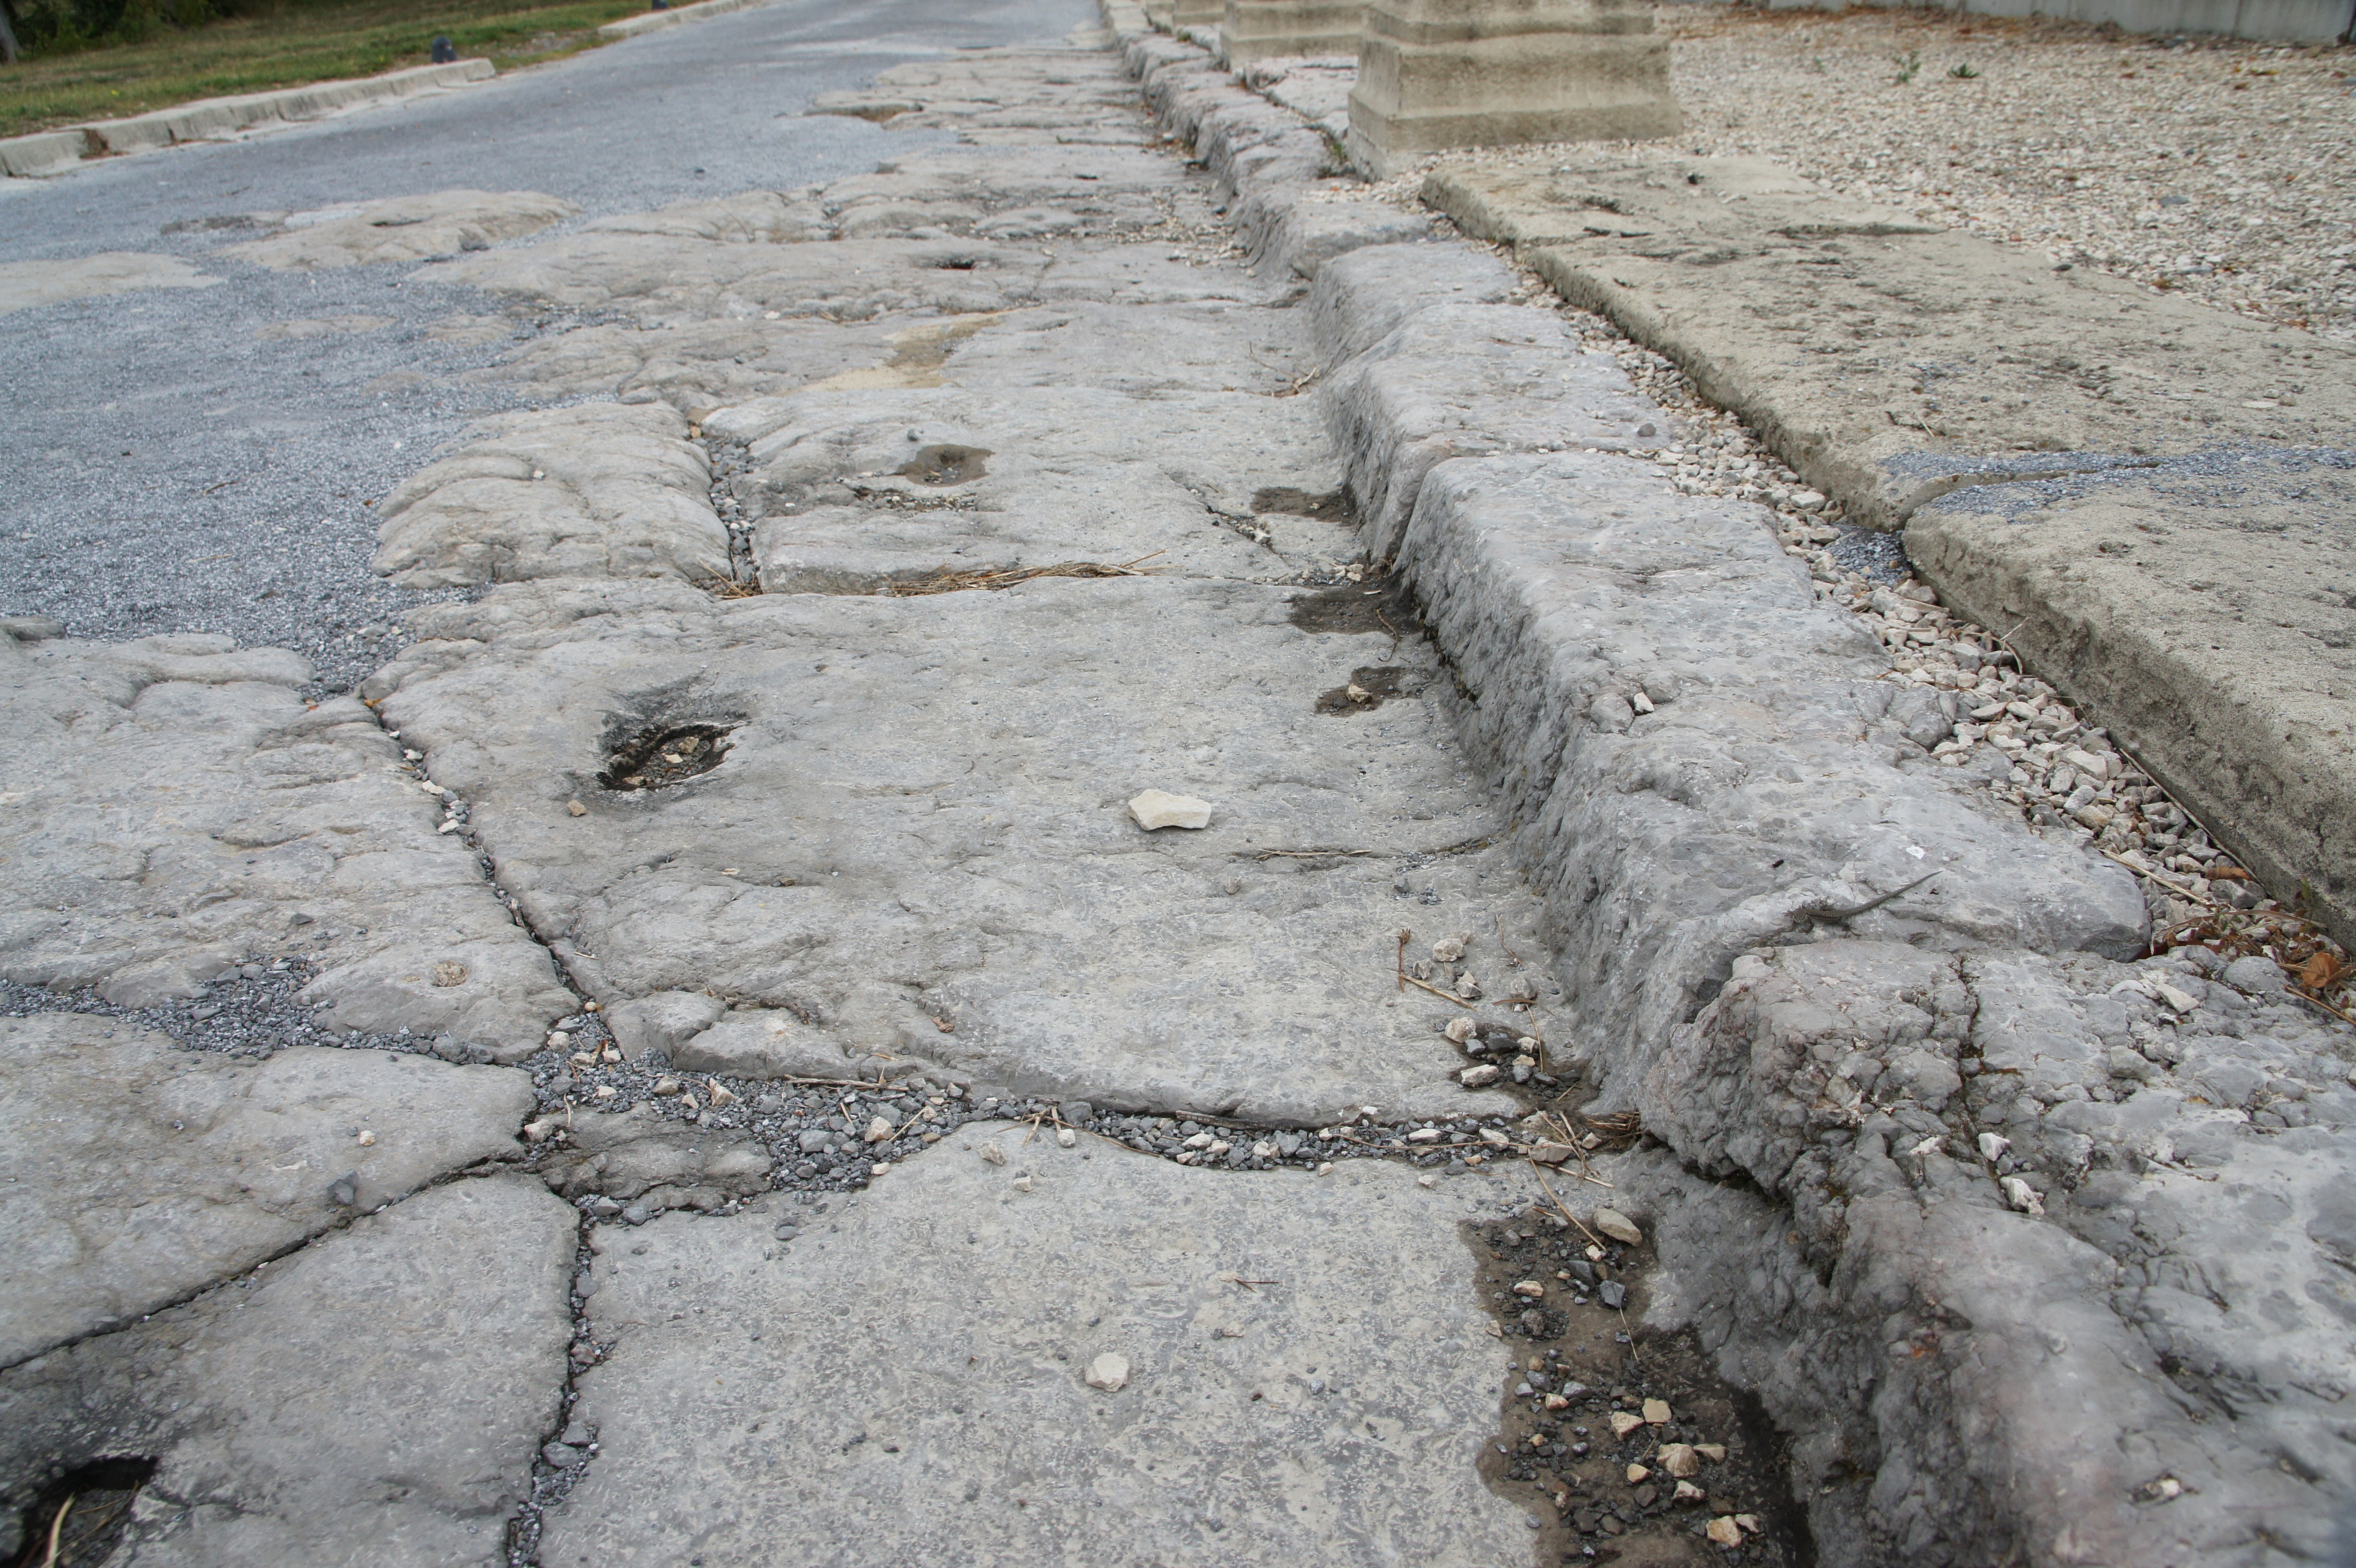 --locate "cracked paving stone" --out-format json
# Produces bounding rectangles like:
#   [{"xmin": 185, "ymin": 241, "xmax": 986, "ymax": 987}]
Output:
[
  {"xmin": 368, "ymin": 576, "xmax": 1544, "ymax": 1125},
  {"xmin": 543, "ymin": 1127, "xmax": 1533, "ymax": 1567},
  {"xmin": 0, "ymin": 631, "xmax": 576, "ymax": 1054},
  {"xmin": 1, "ymin": 1013, "xmax": 536, "ymax": 1367},
  {"xmin": 0, "ymin": 1175, "xmax": 575, "ymax": 1566}
]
